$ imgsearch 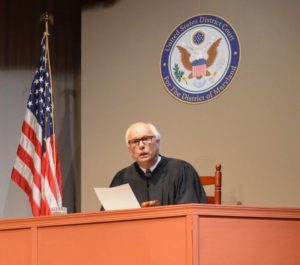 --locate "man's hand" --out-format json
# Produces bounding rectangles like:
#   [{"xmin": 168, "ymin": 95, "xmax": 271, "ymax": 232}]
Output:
[{"xmin": 141, "ymin": 200, "xmax": 160, "ymax": 207}]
